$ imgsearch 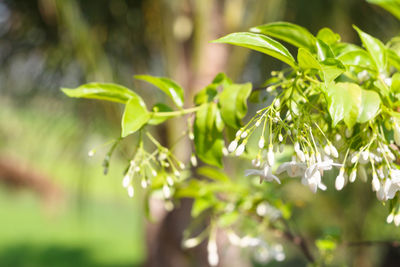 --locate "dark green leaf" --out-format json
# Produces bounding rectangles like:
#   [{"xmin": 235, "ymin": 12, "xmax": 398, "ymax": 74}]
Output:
[
  {"xmin": 317, "ymin": 28, "xmax": 341, "ymax": 45},
  {"xmin": 121, "ymin": 96, "xmax": 150, "ymax": 137},
  {"xmin": 357, "ymin": 89, "xmax": 381, "ymax": 123},
  {"xmin": 194, "ymin": 103, "xmax": 225, "ymax": 168},
  {"xmin": 219, "ymin": 83, "xmax": 252, "ymax": 128},
  {"xmin": 61, "ymin": 83, "xmax": 136, "ymax": 103},
  {"xmin": 353, "ymin": 25, "xmax": 387, "ymax": 72},
  {"xmin": 325, "ymin": 82, "xmax": 361, "ymax": 128},
  {"xmin": 135, "ymin": 75, "xmax": 185, "ymax": 108},
  {"xmin": 212, "ymin": 32, "xmax": 296, "ymax": 67},
  {"xmin": 250, "ymin": 21, "xmax": 316, "ymax": 52},
  {"xmin": 297, "ymin": 48, "xmax": 321, "ymax": 70},
  {"xmin": 148, "ymin": 103, "xmax": 173, "ymax": 125}
]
